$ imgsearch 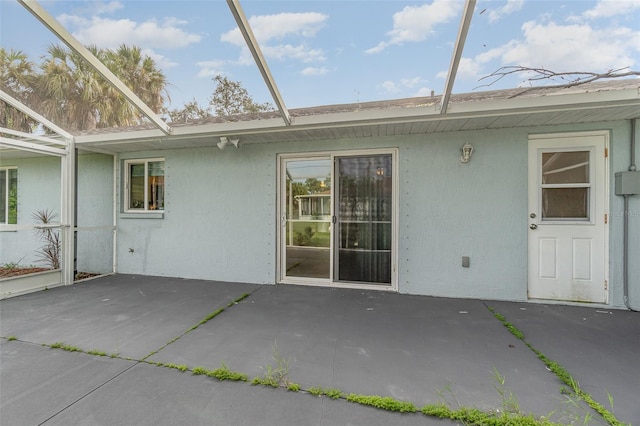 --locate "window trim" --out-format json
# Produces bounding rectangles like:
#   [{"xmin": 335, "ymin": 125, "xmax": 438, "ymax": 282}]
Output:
[
  {"xmin": 1, "ymin": 166, "xmax": 18, "ymax": 225},
  {"xmin": 123, "ymin": 158, "xmax": 165, "ymax": 213}
]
